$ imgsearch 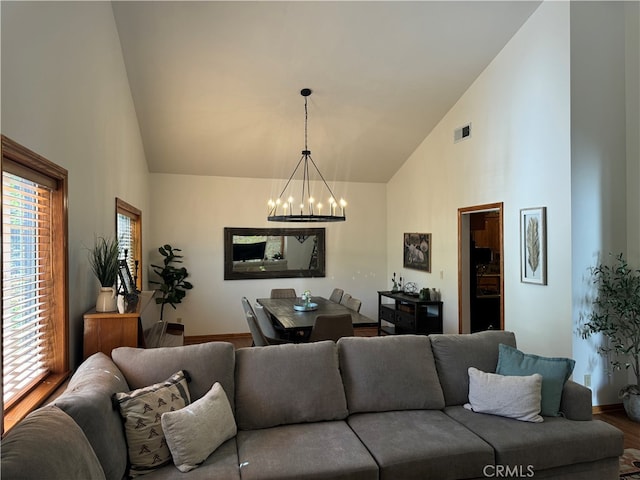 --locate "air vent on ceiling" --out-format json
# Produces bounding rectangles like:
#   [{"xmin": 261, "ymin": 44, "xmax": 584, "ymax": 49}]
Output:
[{"xmin": 454, "ymin": 123, "xmax": 472, "ymax": 143}]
